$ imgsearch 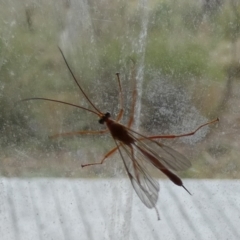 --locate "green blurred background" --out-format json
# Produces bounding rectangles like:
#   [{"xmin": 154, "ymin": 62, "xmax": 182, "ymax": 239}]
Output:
[{"xmin": 0, "ymin": 0, "xmax": 239, "ymax": 179}]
